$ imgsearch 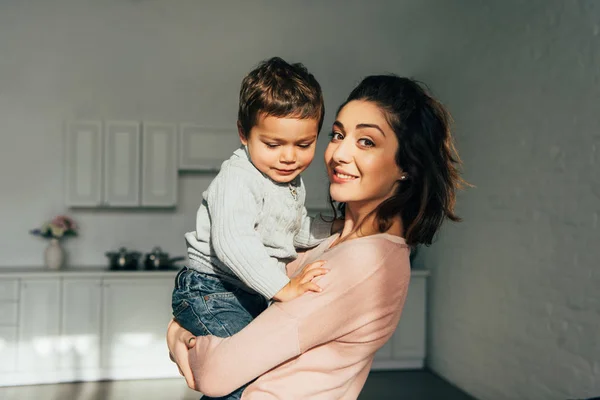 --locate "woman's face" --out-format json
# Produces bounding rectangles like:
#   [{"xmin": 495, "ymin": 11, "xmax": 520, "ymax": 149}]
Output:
[{"xmin": 325, "ymin": 100, "xmax": 403, "ymax": 208}]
